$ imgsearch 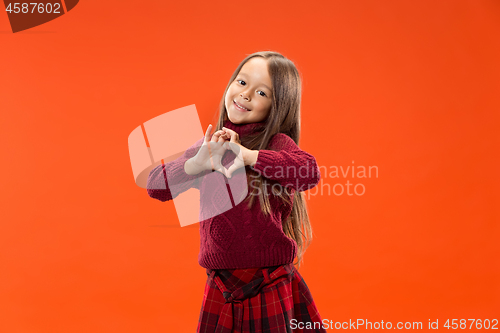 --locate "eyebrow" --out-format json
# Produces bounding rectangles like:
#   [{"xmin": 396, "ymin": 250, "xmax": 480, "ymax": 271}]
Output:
[{"xmin": 238, "ymin": 73, "xmax": 273, "ymax": 92}]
